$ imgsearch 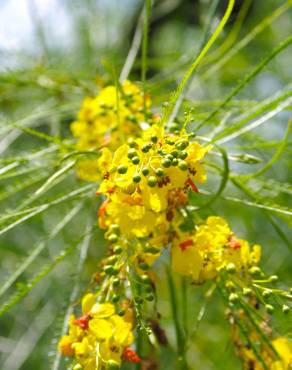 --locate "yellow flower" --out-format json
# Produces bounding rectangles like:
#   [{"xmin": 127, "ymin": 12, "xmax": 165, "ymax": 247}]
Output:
[
  {"xmin": 171, "ymin": 216, "xmax": 262, "ymax": 282},
  {"xmin": 71, "ymin": 80, "xmax": 155, "ymax": 182}
]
